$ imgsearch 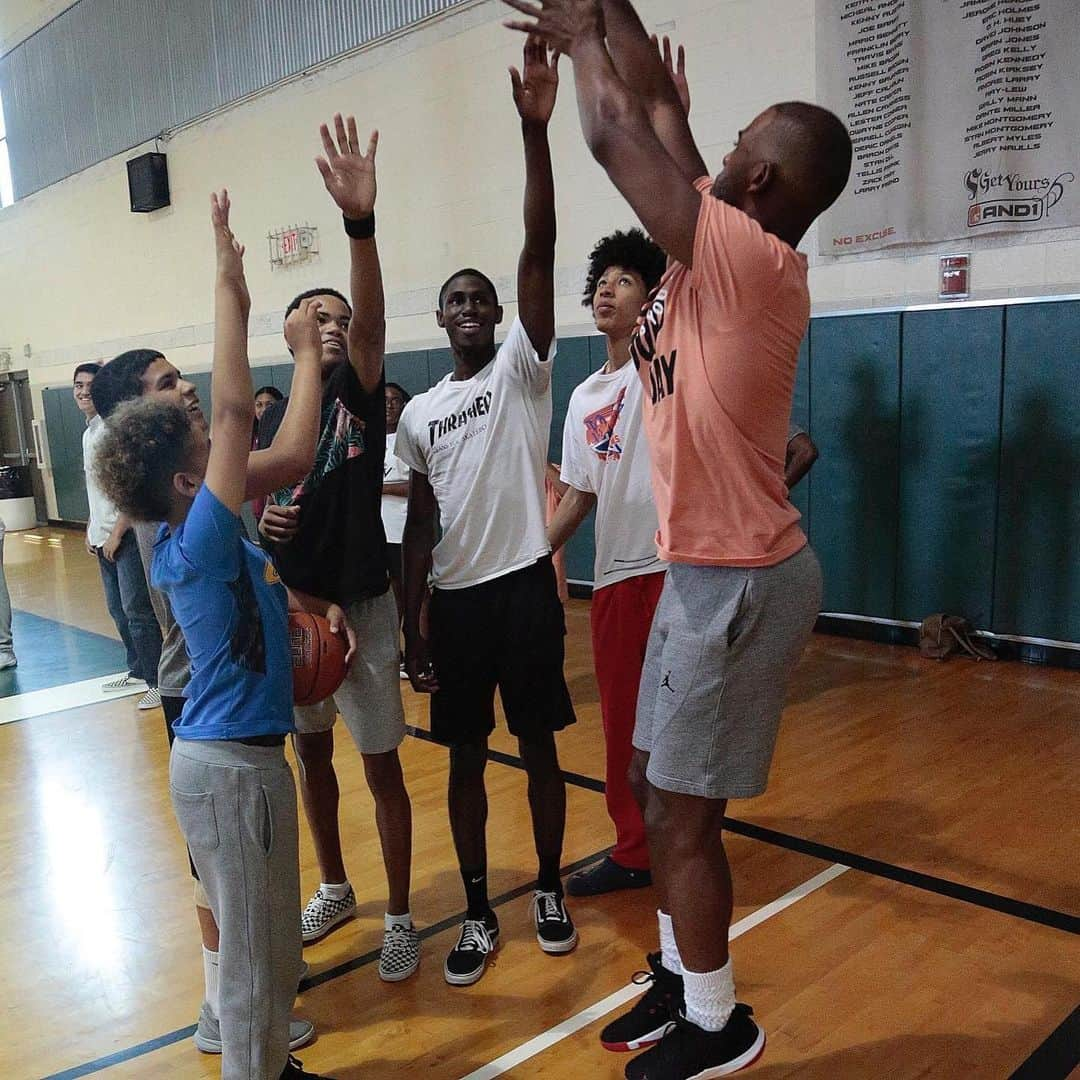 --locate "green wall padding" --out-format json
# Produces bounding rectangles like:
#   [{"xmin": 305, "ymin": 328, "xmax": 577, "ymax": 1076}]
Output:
[
  {"xmin": 809, "ymin": 312, "xmax": 901, "ymax": 617},
  {"xmin": 895, "ymin": 307, "xmax": 1003, "ymax": 626},
  {"xmin": 994, "ymin": 301, "xmax": 1080, "ymax": 643}
]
